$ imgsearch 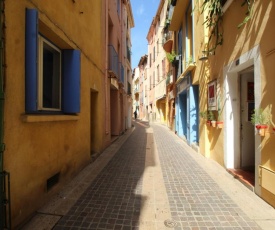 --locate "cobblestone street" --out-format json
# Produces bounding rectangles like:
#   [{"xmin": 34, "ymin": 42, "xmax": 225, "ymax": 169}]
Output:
[{"xmin": 22, "ymin": 120, "xmax": 275, "ymax": 230}]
